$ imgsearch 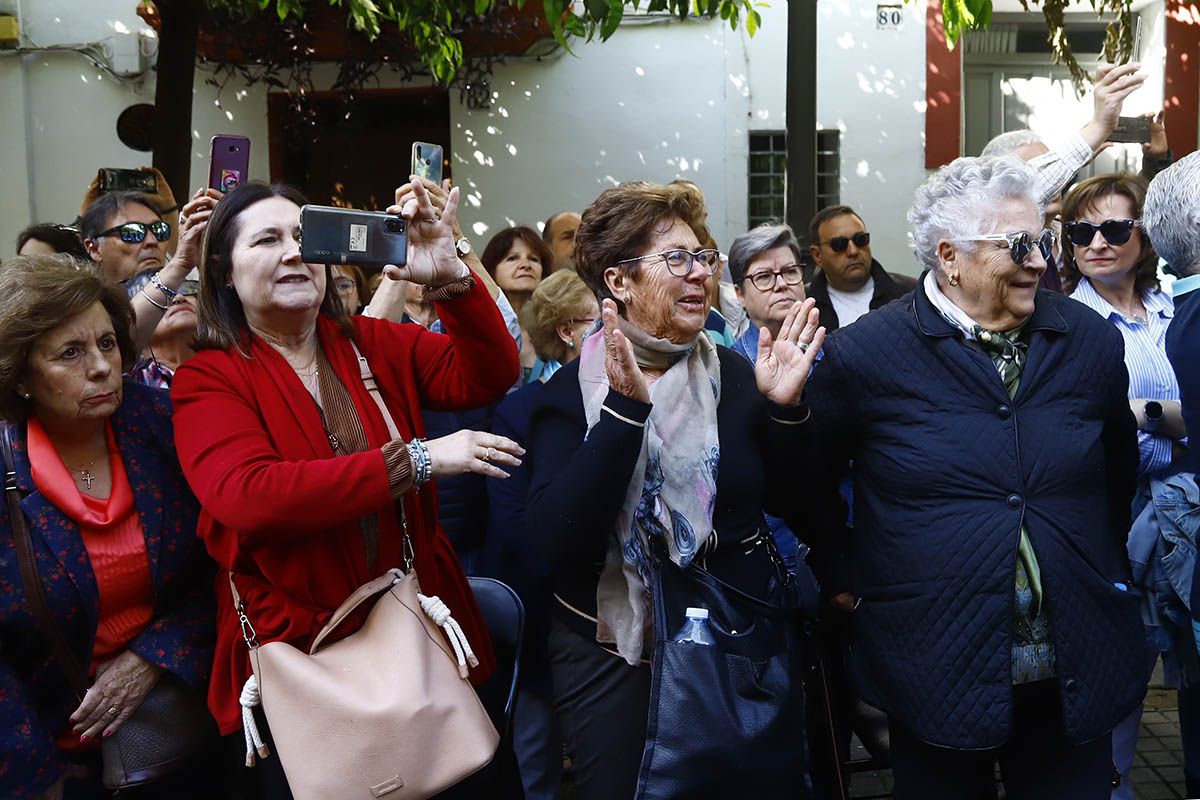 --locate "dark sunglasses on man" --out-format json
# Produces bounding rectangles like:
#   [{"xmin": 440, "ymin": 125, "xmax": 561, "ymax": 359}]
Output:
[
  {"xmin": 818, "ymin": 231, "xmax": 870, "ymax": 253},
  {"xmin": 1063, "ymin": 218, "xmax": 1139, "ymax": 248},
  {"xmin": 94, "ymin": 220, "xmax": 171, "ymax": 244}
]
